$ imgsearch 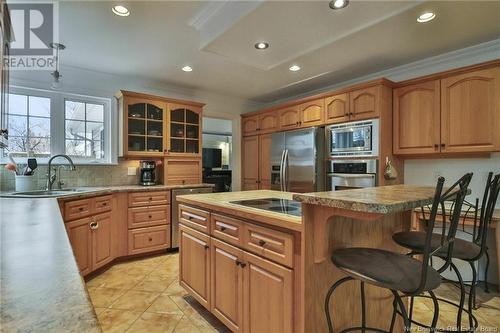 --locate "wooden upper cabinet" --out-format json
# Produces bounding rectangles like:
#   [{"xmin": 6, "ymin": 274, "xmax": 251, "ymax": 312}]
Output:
[
  {"xmin": 259, "ymin": 134, "xmax": 272, "ymax": 190},
  {"xmin": 299, "ymin": 99, "xmax": 324, "ymax": 127},
  {"xmin": 179, "ymin": 225, "xmax": 211, "ymax": 310},
  {"xmin": 349, "ymin": 86, "xmax": 379, "ymax": 120},
  {"xmin": 258, "ymin": 111, "xmax": 280, "ymax": 134},
  {"xmin": 168, "ymin": 104, "xmax": 202, "ymax": 156},
  {"xmin": 279, "ymin": 106, "xmax": 300, "ymax": 130},
  {"xmin": 393, "ymin": 80, "xmax": 441, "ymax": 155},
  {"xmin": 440, "ymin": 68, "xmax": 500, "ymax": 153},
  {"xmin": 242, "ymin": 115, "xmax": 259, "ymax": 137},
  {"xmin": 242, "ymin": 135, "xmax": 259, "ymax": 190},
  {"xmin": 325, "ymin": 93, "xmax": 349, "ymax": 124}
]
